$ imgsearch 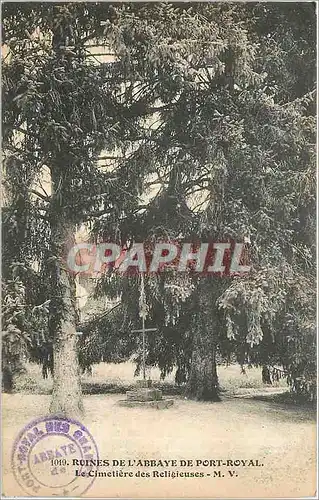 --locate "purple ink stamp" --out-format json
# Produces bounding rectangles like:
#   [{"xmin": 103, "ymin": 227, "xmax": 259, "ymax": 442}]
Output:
[{"xmin": 11, "ymin": 416, "xmax": 99, "ymax": 496}]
